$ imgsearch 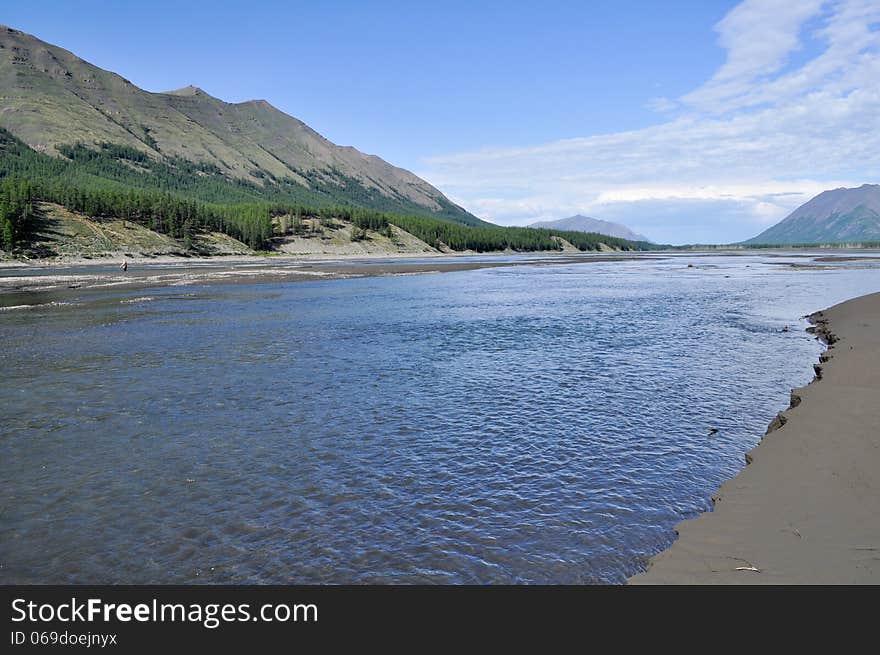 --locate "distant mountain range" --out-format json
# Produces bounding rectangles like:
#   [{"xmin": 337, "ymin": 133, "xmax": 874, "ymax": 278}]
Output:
[
  {"xmin": 0, "ymin": 25, "xmax": 482, "ymax": 225},
  {"xmin": 529, "ymin": 215, "xmax": 650, "ymax": 242},
  {"xmin": 745, "ymin": 184, "xmax": 880, "ymax": 244}
]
